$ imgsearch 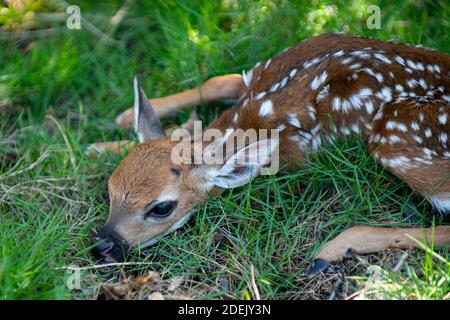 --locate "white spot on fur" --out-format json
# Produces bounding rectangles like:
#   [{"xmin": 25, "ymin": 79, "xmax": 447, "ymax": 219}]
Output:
[
  {"xmin": 351, "ymin": 124, "xmax": 360, "ymax": 133},
  {"xmin": 232, "ymin": 113, "xmax": 239, "ymax": 124},
  {"xmin": 395, "ymin": 84, "xmax": 404, "ymax": 92},
  {"xmin": 388, "ymin": 135, "xmax": 402, "ymax": 144},
  {"xmin": 439, "ymin": 113, "xmax": 448, "ymax": 125},
  {"xmin": 276, "ymin": 123, "xmax": 286, "ymax": 132},
  {"xmin": 363, "ymin": 68, "xmax": 383, "ymax": 83},
  {"xmin": 242, "ymin": 98, "xmax": 249, "ymax": 108},
  {"xmin": 316, "ymin": 84, "xmax": 330, "ymax": 102},
  {"xmin": 373, "ymin": 53, "xmax": 392, "ymax": 64},
  {"xmin": 311, "ymin": 71, "xmax": 328, "ymax": 90},
  {"xmin": 332, "ymin": 50, "xmax": 345, "ymax": 57},
  {"xmin": 269, "ymin": 82, "xmax": 280, "ymax": 93},
  {"xmin": 413, "ymin": 135, "xmax": 423, "ymax": 144},
  {"xmin": 341, "ymin": 57, "xmax": 353, "ymax": 65},
  {"xmin": 341, "ymin": 127, "xmax": 350, "ymax": 135},
  {"xmin": 365, "ymin": 100, "xmax": 374, "ymax": 114},
  {"xmin": 380, "ymin": 156, "xmax": 411, "ymax": 170},
  {"xmin": 303, "ymin": 57, "xmax": 320, "ymax": 69},
  {"xmin": 332, "ymin": 96, "xmax": 341, "ymax": 111},
  {"xmin": 289, "ymin": 68, "xmax": 298, "ymax": 78},
  {"xmin": 255, "ymin": 92, "xmax": 267, "ymax": 100},
  {"xmin": 386, "ymin": 121, "xmax": 407, "ymax": 132},
  {"xmin": 376, "ymin": 87, "xmax": 392, "ymax": 102},
  {"xmin": 395, "ymin": 55, "xmax": 405, "ymax": 66},
  {"xmin": 280, "ymin": 76, "xmax": 289, "ymax": 88},
  {"xmin": 307, "ymin": 105, "xmax": 316, "ymax": 121},
  {"xmin": 341, "ymin": 99, "xmax": 351, "ymax": 113},
  {"xmin": 242, "ymin": 69, "xmax": 253, "ymax": 88},
  {"xmin": 410, "ymin": 122, "xmax": 420, "ymax": 131},
  {"xmin": 419, "ymin": 113, "xmax": 425, "ymax": 122},
  {"xmin": 286, "ymin": 112, "xmax": 301, "ymax": 128},
  {"xmin": 439, "ymin": 132, "xmax": 448, "ymax": 144},
  {"xmin": 259, "ymin": 100, "xmax": 273, "ymax": 117}
]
